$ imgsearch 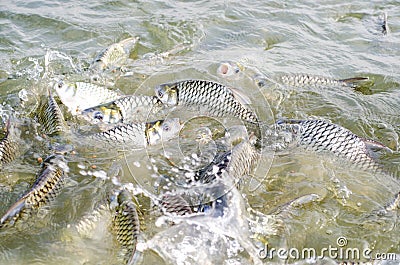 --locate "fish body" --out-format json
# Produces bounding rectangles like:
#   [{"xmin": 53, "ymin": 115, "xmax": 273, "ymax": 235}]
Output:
[
  {"xmin": 155, "ymin": 79, "xmax": 258, "ymax": 124},
  {"xmin": 90, "ymin": 37, "xmax": 140, "ymax": 71},
  {"xmin": 89, "ymin": 118, "xmax": 180, "ymax": 148},
  {"xmin": 111, "ymin": 190, "xmax": 140, "ymax": 264},
  {"xmin": 0, "ymin": 119, "xmax": 20, "ymax": 167},
  {"xmin": 0, "ymin": 155, "xmax": 67, "ymax": 228},
  {"xmin": 80, "ymin": 95, "xmax": 163, "ymax": 124},
  {"xmin": 279, "ymin": 73, "xmax": 369, "ymax": 89},
  {"xmin": 54, "ymin": 81, "xmax": 122, "ymax": 115},
  {"xmin": 35, "ymin": 89, "xmax": 67, "ymax": 135},
  {"xmin": 276, "ymin": 119, "xmax": 387, "ymax": 172},
  {"xmin": 195, "ymin": 137, "xmax": 259, "ymax": 185},
  {"xmin": 75, "ymin": 202, "xmax": 111, "ymax": 238},
  {"xmin": 159, "ymin": 193, "xmax": 193, "ymax": 216}
]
